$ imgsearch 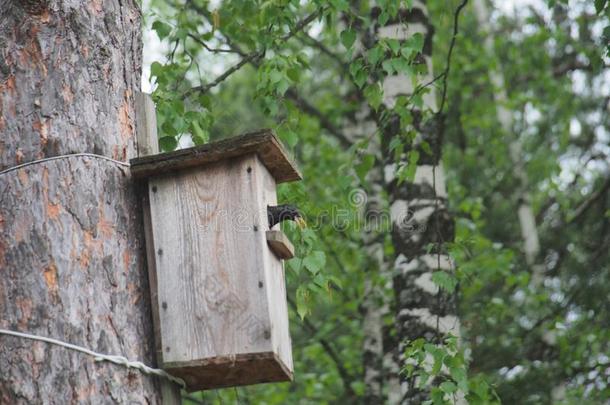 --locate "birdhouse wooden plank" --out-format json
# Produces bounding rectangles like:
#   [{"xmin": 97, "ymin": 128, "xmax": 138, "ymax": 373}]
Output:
[{"xmin": 131, "ymin": 130, "xmax": 301, "ymax": 391}]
